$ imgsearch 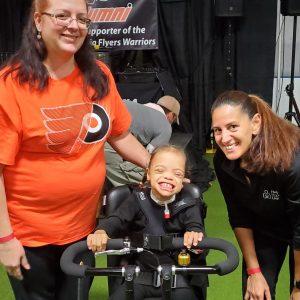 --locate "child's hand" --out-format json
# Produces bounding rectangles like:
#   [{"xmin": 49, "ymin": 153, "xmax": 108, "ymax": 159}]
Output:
[
  {"xmin": 87, "ymin": 230, "xmax": 109, "ymax": 252},
  {"xmin": 183, "ymin": 231, "xmax": 204, "ymax": 249}
]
